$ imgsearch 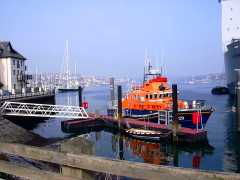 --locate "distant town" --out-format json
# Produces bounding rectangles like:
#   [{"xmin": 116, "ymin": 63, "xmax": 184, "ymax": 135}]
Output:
[
  {"xmin": 0, "ymin": 41, "xmax": 225, "ymax": 96},
  {"xmin": 30, "ymin": 72, "xmax": 226, "ymax": 90},
  {"xmin": 30, "ymin": 73, "xmax": 135, "ymax": 90},
  {"xmin": 177, "ymin": 73, "xmax": 225, "ymax": 85}
]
